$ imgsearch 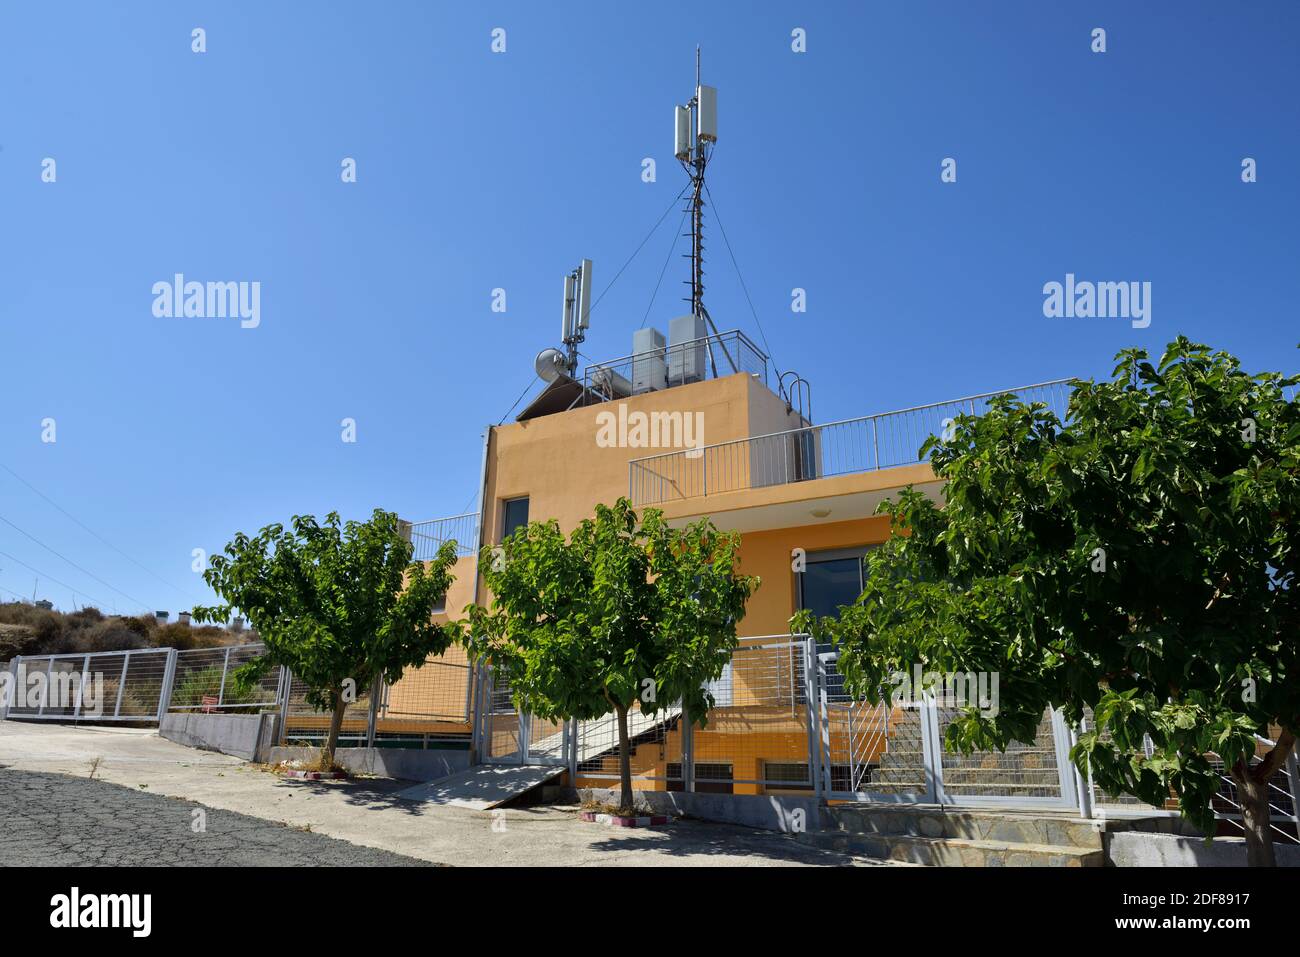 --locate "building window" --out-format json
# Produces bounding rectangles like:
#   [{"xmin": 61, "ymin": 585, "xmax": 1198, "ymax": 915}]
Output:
[
  {"xmin": 763, "ymin": 762, "xmax": 813, "ymax": 792},
  {"xmin": 502, "ymin": 496, "xmax": 529, "ymax": 541},
  {"xmin": 666, "ymin": 762, "xmax": 734, "ymax": 794},
  {"xmin": 797, "ymin": 547, "xmax": 873, "ymax": 699}
]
